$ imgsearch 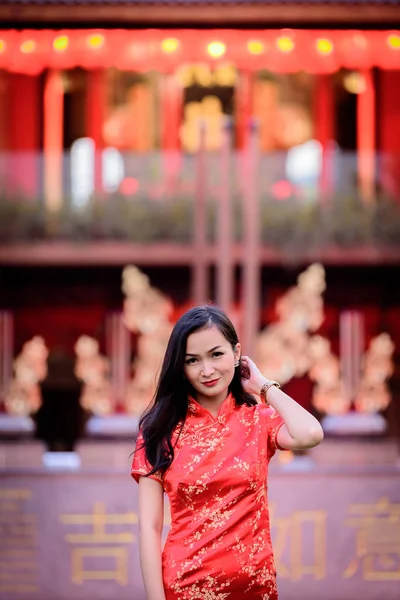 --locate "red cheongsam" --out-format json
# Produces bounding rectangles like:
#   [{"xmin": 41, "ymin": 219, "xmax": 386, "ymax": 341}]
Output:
[{"xmin": 132, "ymin": 393, "xmax": 285, "ymax": 600}]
